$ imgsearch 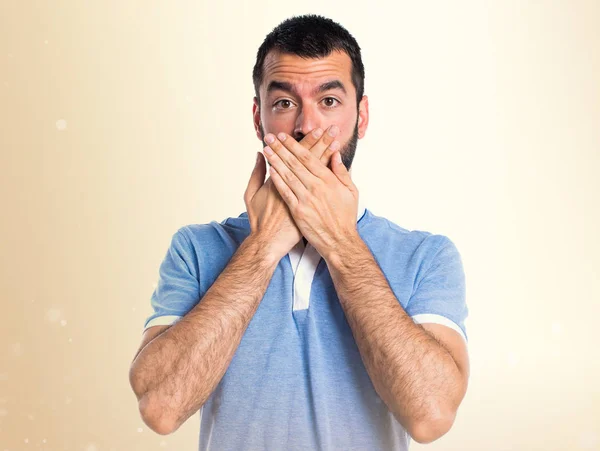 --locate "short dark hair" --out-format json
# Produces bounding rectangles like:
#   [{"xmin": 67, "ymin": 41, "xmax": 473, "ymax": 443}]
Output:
[{"xmin": 252, "ymin": 14, "xmax": 365, "ymax": 107}]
